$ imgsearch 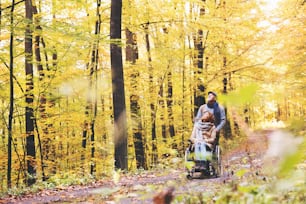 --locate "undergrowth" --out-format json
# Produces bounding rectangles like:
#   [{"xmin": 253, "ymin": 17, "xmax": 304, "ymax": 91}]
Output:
[{"xmin": 0, "ymin": 173, "xmax": 96, "ymax": 198}]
